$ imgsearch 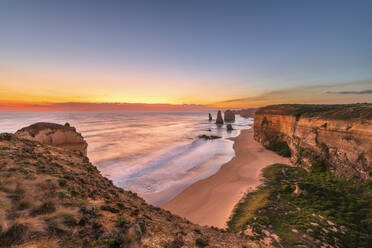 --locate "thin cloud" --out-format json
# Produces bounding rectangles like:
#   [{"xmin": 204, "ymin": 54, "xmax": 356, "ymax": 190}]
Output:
[
  {"xmin": 213, "ymin": 80, "xmax": 372, "ymax": 108},
  {"xmin": 326, "ymin": 90, "xmax": 372, "ymax": 95},
  {"xmin": 0, "ymin": 102, "xmax": 217, "ymax": 112}
]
